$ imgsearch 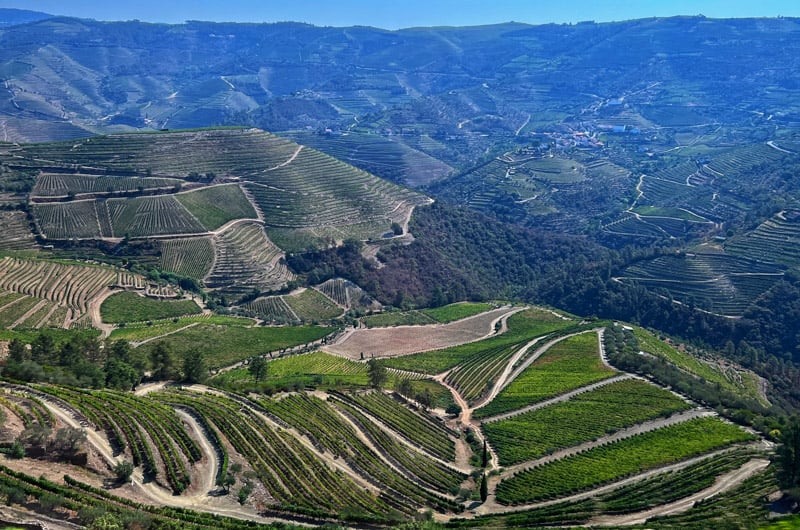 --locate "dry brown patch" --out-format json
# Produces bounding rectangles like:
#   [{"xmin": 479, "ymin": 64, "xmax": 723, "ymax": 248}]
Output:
[{"xmin": 323, "ymin": 306, "xmax": 520, "ymax": 359}]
